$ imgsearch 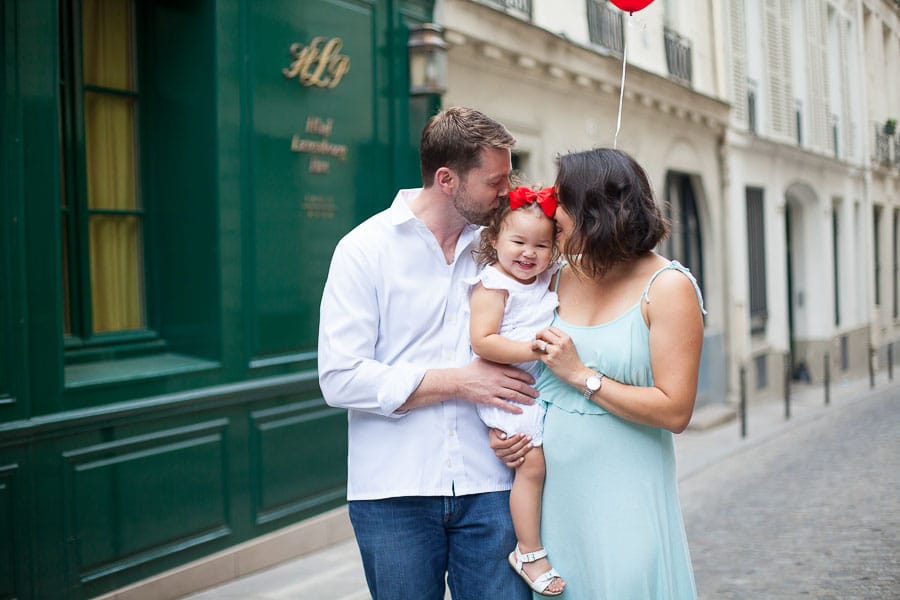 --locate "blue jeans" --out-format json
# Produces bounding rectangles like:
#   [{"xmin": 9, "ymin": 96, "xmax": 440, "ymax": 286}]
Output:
[{"xmin": 348, "ymin": 491, "xmax": 530, "ymax": 600}]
